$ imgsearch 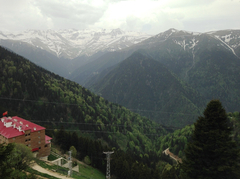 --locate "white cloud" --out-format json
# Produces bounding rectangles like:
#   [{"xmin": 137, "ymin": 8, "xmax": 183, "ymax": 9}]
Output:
[
  {"xmin": 34, "ymin": 0, "xmax": 108, "ymax": 29},
  {"xmin": 0, "ymin": 0, "xmax": 239, "ymax": 34},
  {"xmin": 0, "ymin": 0, "xmax": 54, "ymax": 31}
]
